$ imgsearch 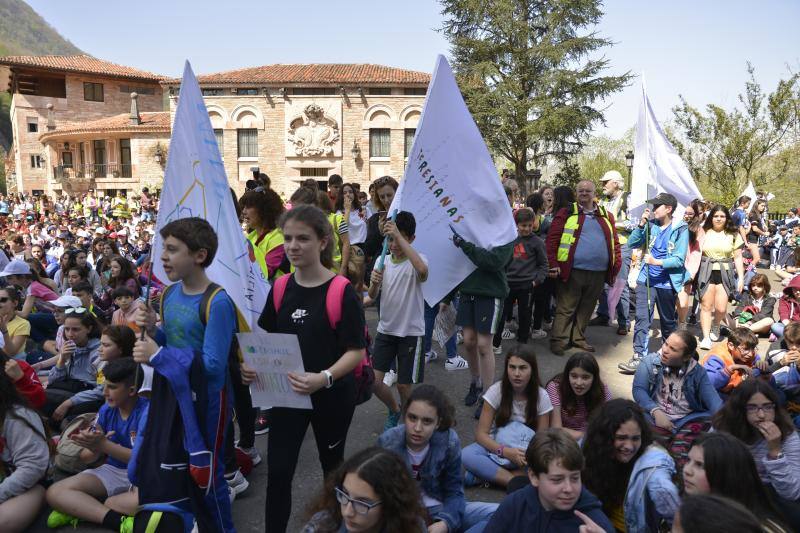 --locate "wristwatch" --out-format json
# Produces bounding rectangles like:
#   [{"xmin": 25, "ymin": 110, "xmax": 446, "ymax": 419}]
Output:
[{"xmin": 322, "ymin": 369, "xmax": 334, "ymax": 389}]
